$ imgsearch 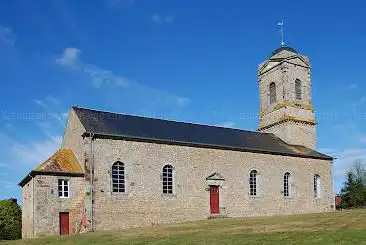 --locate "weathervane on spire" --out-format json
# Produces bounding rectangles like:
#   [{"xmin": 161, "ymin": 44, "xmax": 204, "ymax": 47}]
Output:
[{"xmin": 278, "ymin": 21, "xmax": 285, "ymax": 47}]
